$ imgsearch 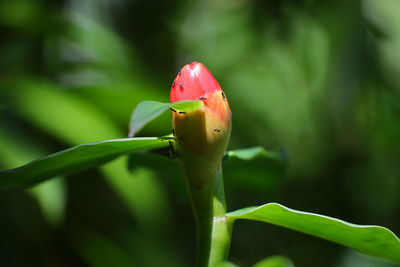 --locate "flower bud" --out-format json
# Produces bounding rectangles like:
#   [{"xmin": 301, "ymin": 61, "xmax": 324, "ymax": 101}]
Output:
[
  {"xmin": 171, "ymin": 63, "xmax": 231, "ymax": 264},
  {"xmin": 170, "ymin": 62, "xmax": 231, "ymax": 164}
]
